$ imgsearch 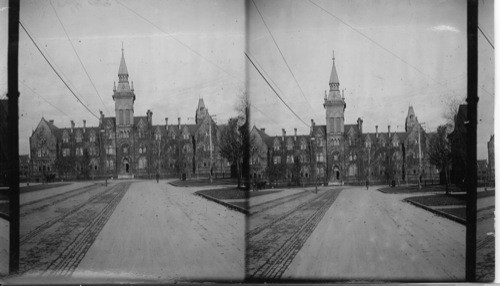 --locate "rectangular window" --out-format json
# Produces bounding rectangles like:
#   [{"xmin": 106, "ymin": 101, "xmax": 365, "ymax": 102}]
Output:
[
  {"xmin": 335, "ymin": 118, "xmax": 341, "ymax": 132},
  {"xmin": 125, "ymin": 110, "xmax": 131, "ymax": 125},
  {"xmin": 273, "ymin": 156, "xmax": 281, "ymax": 164},
  {"xmin": 63, "ymin": 148, "xmax": 69, "ymax": 157},
  {"xmin": 119, "ymin": 110, "xmax": 124, "ymax": 125}
]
